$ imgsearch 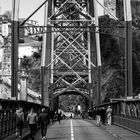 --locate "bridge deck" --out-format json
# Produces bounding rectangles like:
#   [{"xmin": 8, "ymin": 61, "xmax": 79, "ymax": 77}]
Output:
[{"xmin": 2, "ymin": 119, "xmax": 140, "ymax": 140}]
